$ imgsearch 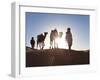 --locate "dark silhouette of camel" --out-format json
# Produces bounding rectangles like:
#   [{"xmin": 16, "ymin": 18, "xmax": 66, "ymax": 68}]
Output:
[
  {"xmin": 37, "ymin": 32, "xmax": 48, "ymax": 49},
  {"xmin": 50, "ymin": 29, "xmax": 63, "ymax": 49}
]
